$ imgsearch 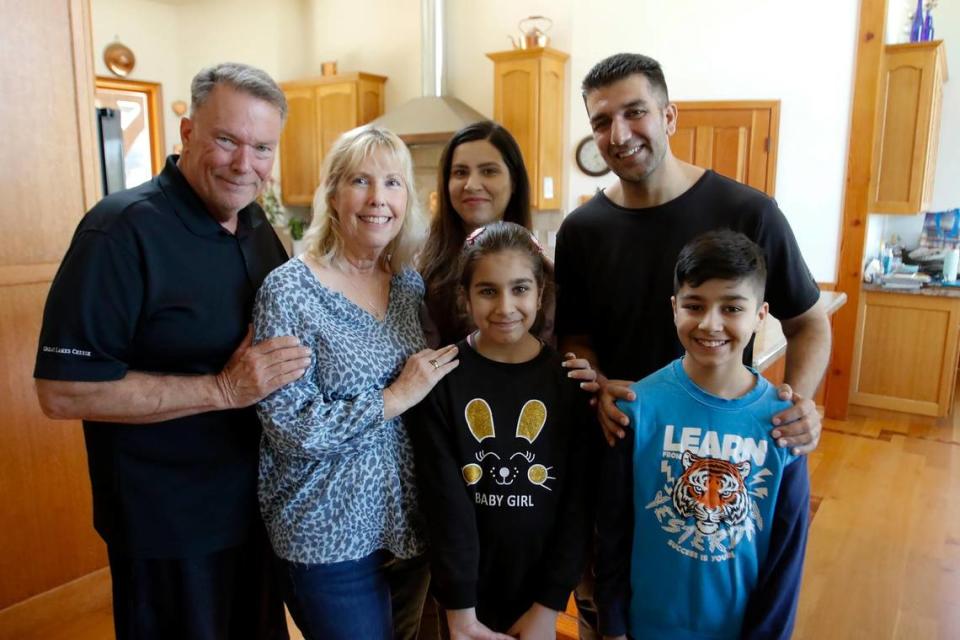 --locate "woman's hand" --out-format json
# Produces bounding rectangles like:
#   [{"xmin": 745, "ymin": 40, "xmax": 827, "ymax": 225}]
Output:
[
  {"xmin": 562, "ymin": 352, "xmax": 600, "ymax": 393},
  {"xmin": 384, "ymin": 344, "xmax": 459, "ymax": 419},
  {"xmin": 446, "ymin": 608, "xmax": 514, "ymax": 640},
  {"xmin": 506, "ymin": 603, "xmax": 558, "ymax": 639}
]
